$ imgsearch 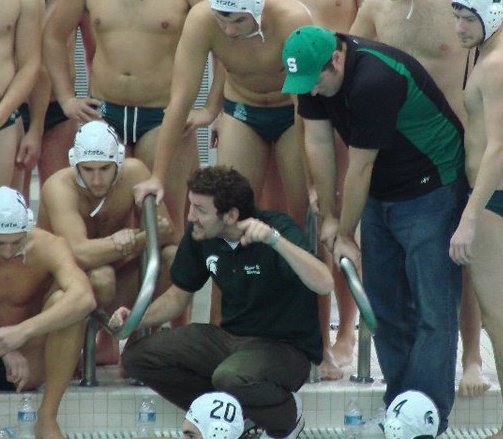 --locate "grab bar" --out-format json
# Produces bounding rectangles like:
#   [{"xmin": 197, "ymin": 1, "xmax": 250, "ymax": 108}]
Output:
[{"xmin": 80, "ymin": 194, "xmax": 160, "ymax": 386}]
